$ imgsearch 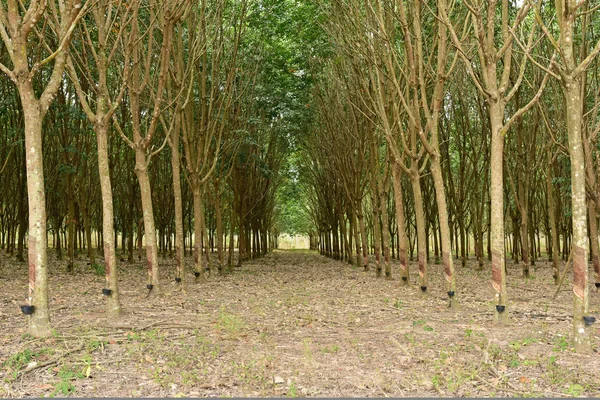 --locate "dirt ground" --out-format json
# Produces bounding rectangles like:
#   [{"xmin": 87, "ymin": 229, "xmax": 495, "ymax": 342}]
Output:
[{"xmin": 1, "ymin": 249, "xmax": 600, "ymax": 398}]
